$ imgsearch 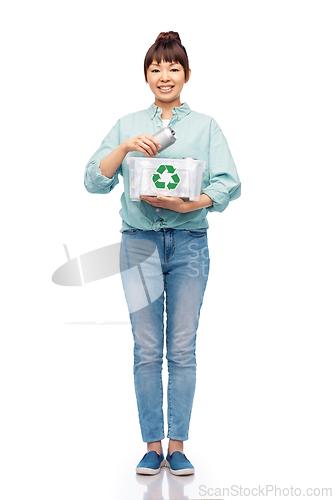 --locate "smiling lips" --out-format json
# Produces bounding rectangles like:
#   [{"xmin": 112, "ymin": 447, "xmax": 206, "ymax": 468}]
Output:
[{"xmin": 158, "ymin": 85, "xmax": 174, "ymax": 93}]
